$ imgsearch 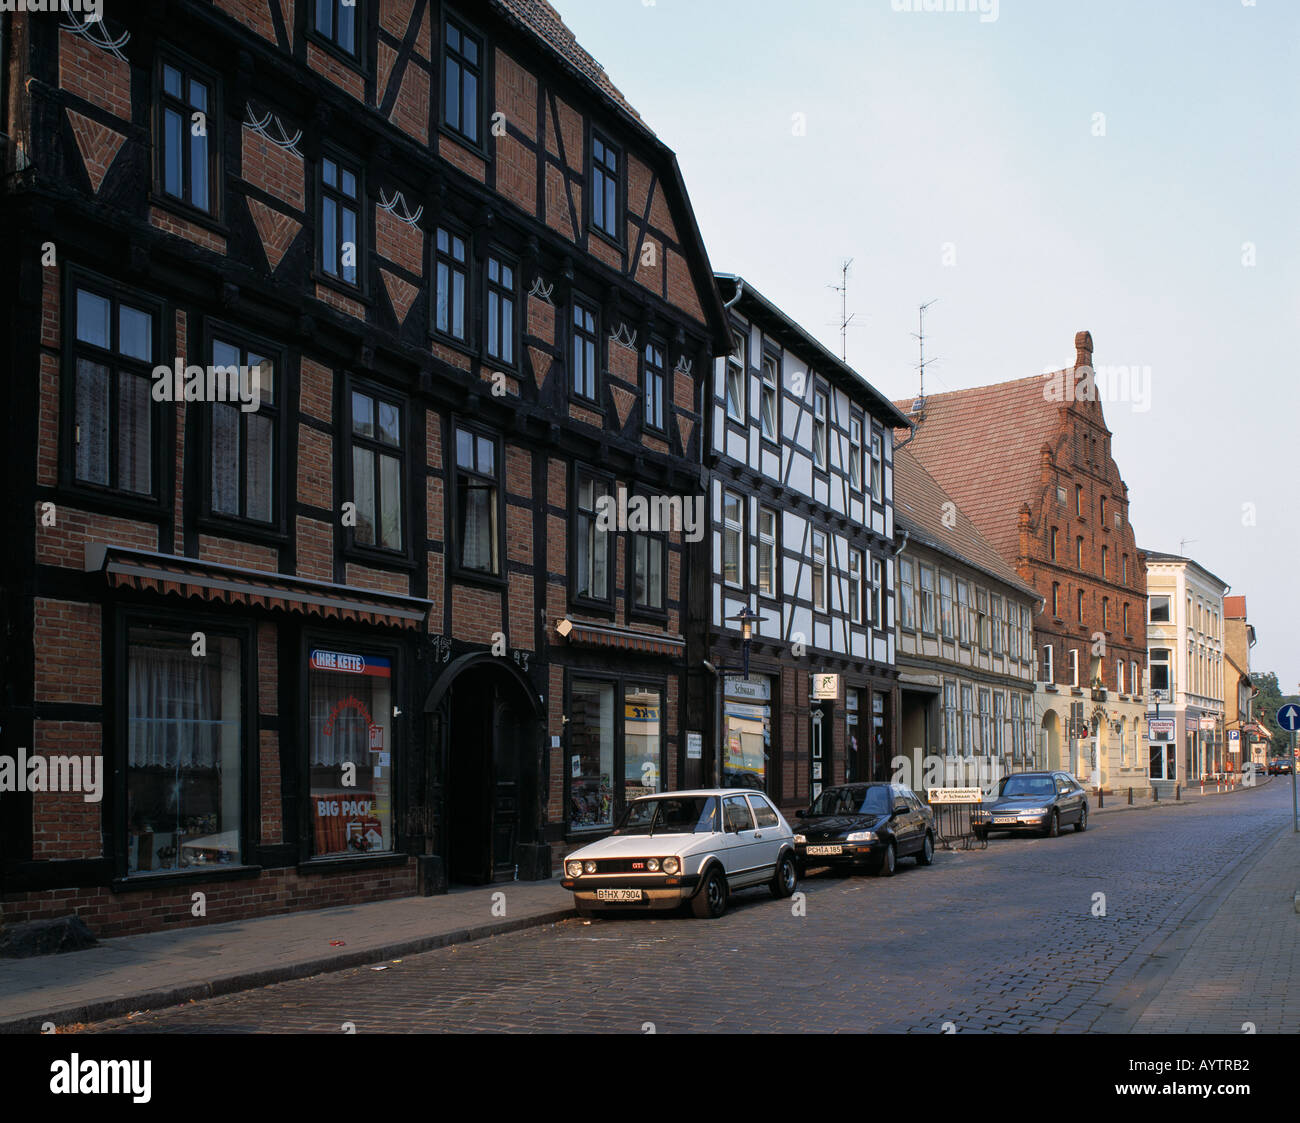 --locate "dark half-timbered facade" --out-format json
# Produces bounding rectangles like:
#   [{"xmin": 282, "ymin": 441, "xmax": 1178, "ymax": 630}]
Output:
[
  {"xmin": 687, "ymin": 275, "xmax": 910, "ymax": 813},
  {"xmin": 0, "ymin": 0, "xmax": 728, "ymax": 936}
]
